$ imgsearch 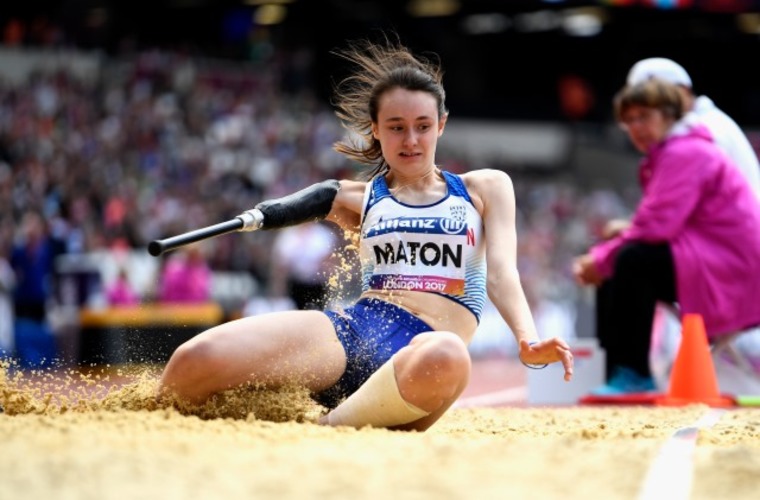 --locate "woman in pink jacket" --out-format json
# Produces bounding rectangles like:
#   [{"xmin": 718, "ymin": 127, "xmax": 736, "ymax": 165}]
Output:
[{"xmin": 573, "ymin": 79, "xmax": 760, "ymax": 394}]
